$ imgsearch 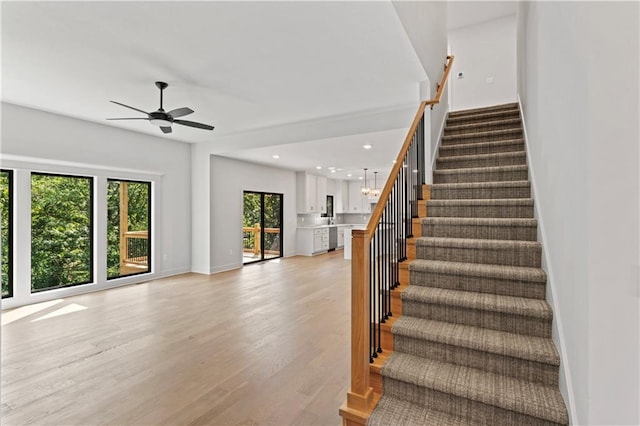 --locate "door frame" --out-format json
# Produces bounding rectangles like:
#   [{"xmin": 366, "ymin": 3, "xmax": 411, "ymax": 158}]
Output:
[{"xmin": 242, "ymin": 190, "xmax": 284, "ymax": 265}]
